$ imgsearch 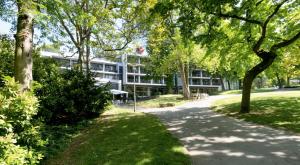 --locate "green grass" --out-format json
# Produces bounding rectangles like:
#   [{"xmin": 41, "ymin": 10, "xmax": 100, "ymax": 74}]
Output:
[
  {"xmin": 45, "ymin": 107, "xmax": 190, "ymax": 165},
  {"xmin": 217, "ymin": 88, "xmax": 278, "ymax": 95},
  {"xmin": 134, "ymin": 94, "xmax": 188, "ymax": 108},
  {"xmin": 213, "ymin": 91, "xmax": 300, "ymax": 133}
]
